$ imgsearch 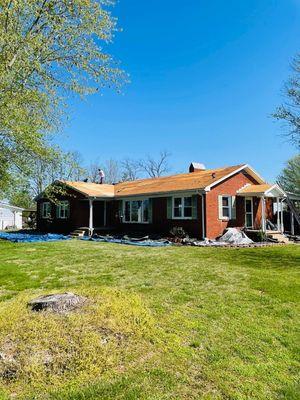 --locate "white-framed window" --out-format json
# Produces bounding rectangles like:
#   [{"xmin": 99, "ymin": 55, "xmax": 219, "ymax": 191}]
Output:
[
  {"xmin": 245, "ymin": 197, "xmax": 253, "ymax": 228},
  {"xmin": 41, "ymin": 202, "xmax": 51, "ymax": 219},
  {"xmin": 172, "ymin": 196, "xmax": 193, "ymax": 219},
  {"xmin": 56, "ymin": 201, "xmax": 70, "ymax": 219},
  {"xmin": 218, "ymin": 195, "xmax": 236, "ymax": 220},
  {"xmin": 123, "ymin": 199, "xmax": 149, "ymax": 223}
]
